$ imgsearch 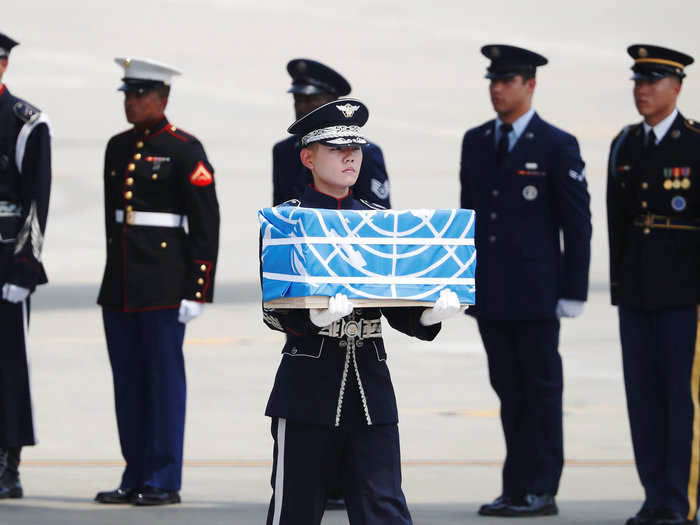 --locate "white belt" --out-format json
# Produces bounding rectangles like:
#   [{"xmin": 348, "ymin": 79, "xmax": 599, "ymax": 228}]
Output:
[{"xmin": 115, "ymin": 209, "xmax": 187, "ymax": 228}]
